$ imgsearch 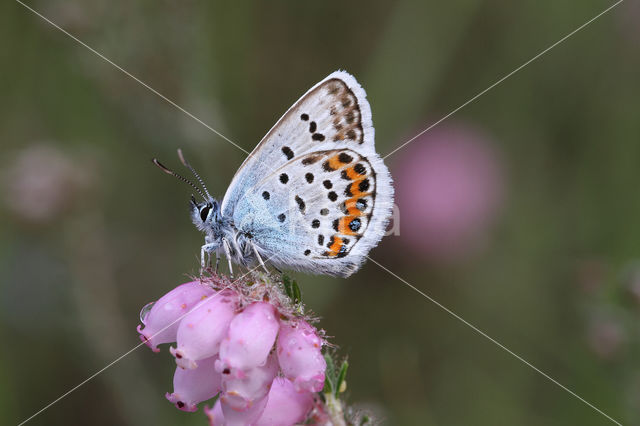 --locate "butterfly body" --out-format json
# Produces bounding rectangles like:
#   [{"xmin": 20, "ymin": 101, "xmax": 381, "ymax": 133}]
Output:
[{"xmin": 184, "ymin": 71, "xmax": 393, "ymax": 278}]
